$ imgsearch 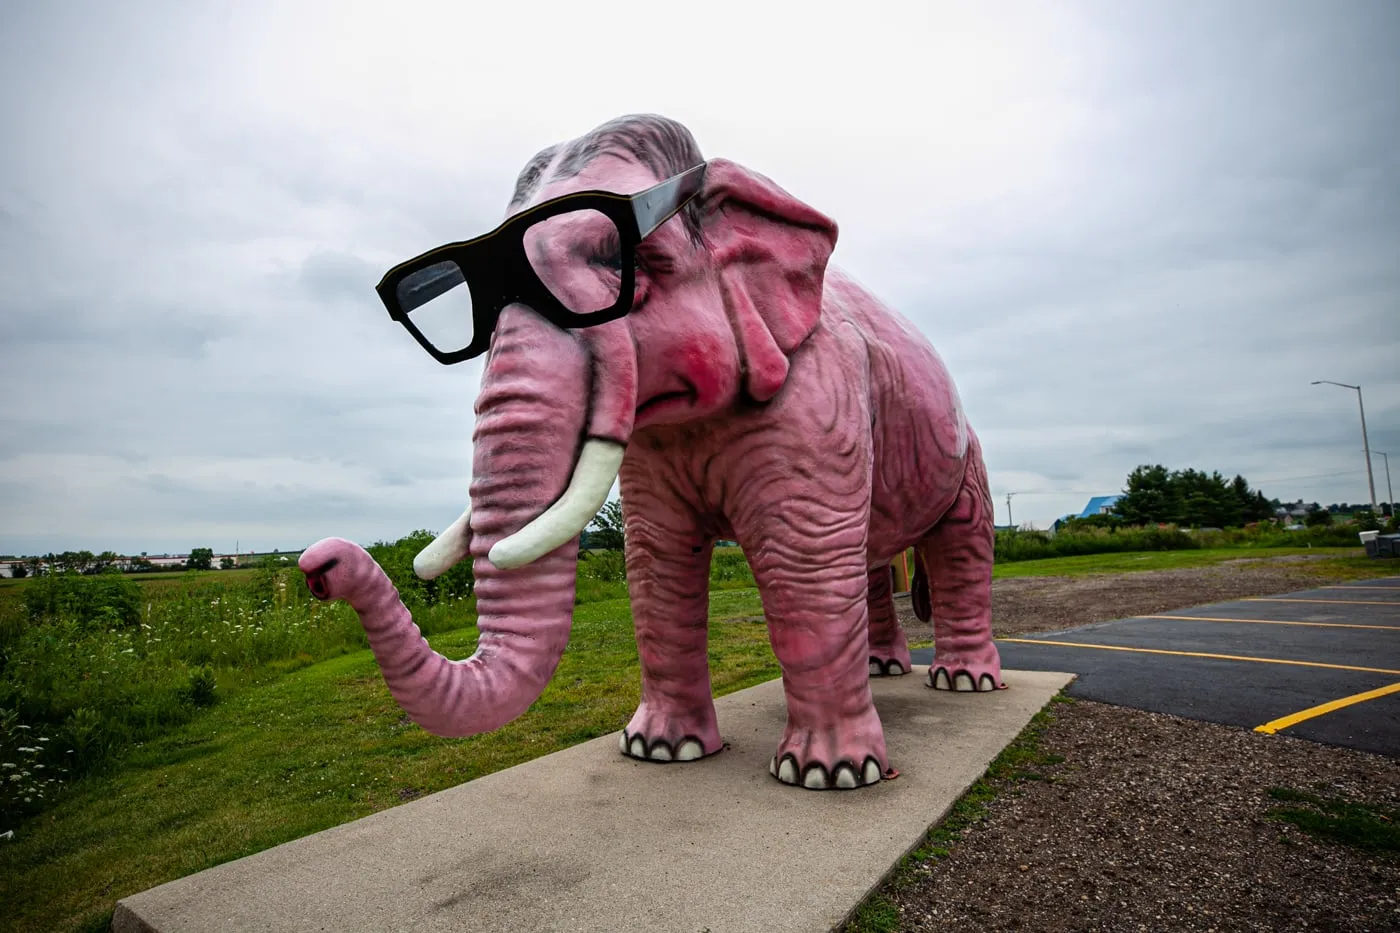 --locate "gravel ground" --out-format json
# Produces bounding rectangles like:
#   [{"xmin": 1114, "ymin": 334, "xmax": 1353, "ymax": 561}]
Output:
[
  {"xmin": 875, "ymin": 701, "xmax": 1400, "ymax": 933},
  {"xmin": 861, "ymin": 556, "xmax": 1400, "ymax": 933},
  {"xmin": 896, "ymin": 555, "xmax": 1386, "ymax": 642}
]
